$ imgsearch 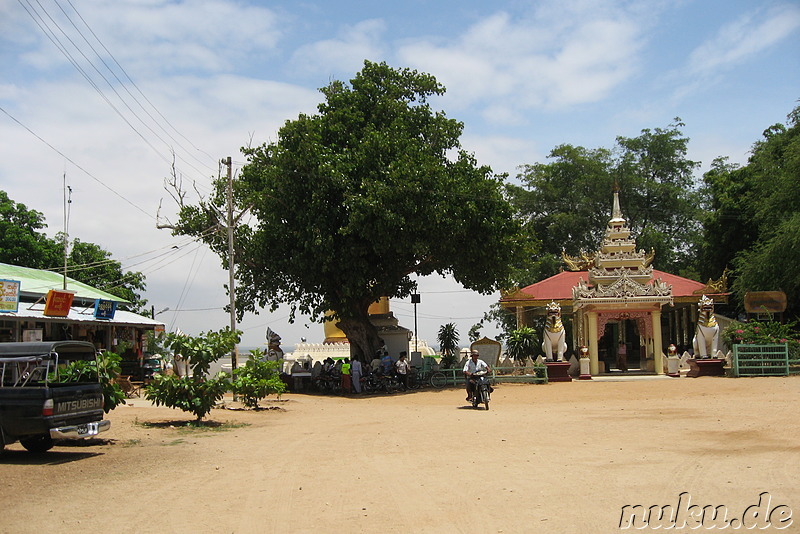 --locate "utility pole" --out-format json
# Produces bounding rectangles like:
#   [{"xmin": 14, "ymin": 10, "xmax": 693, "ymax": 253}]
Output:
[
  {"xmin": 223, "ymin": 156, "xmax": 239, "ymax": 375},
  {"xmin": 411, "ymin": 293, "xmax": 420, "ymax": 354},
  {"xmin": 62, "ymin": 174, "xmax": 71, "ymax": 290}
]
